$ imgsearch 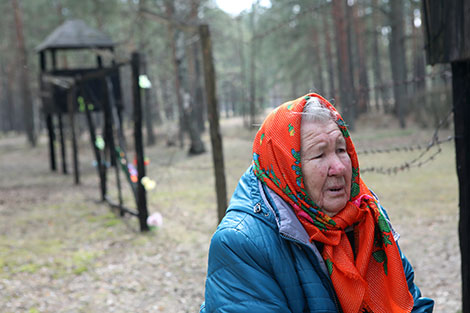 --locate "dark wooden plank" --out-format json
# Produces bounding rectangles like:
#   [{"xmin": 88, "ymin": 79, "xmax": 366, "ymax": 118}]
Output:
[
  {"xmin": 131, "ymin": 52, "xmax": 149, "ymax": 232},
  {"xmin": 81, "ymin": 87, "xmax": 107, "ymax": 201},
  {"xmin": 58, "ymin": 112, "xmax": 67, "ymax": 174},
  {"xmin": 423, "ymin": 0, "xmax": 470, "ymax": 64},
  {"xmin": 45, "ymin": 114, "xmax": 56, "ymax": 171},
  {"xmin": 67, "ymin": 87, "xmax": 79, "ymax": 184},
  {"xmin": 452, "ymin": 60, "xmax": 470, "ymax": 313}
]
